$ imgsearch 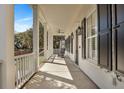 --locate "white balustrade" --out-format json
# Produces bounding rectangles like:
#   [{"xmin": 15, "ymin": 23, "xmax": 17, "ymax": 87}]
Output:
[
  {"xmin": 15, "ymin": 53, "xmax": 35, "ymax": 88},
  {"xmin": 53, "ymin": 49, "xmax": 60, "ymax": 54},
  {"xmin": 39, "ymin": 50, "xmax": 44, "ymax": 56},
  {"xmin": 39, "ymin": 50, "xmax": 45, "ymax": 65}
]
